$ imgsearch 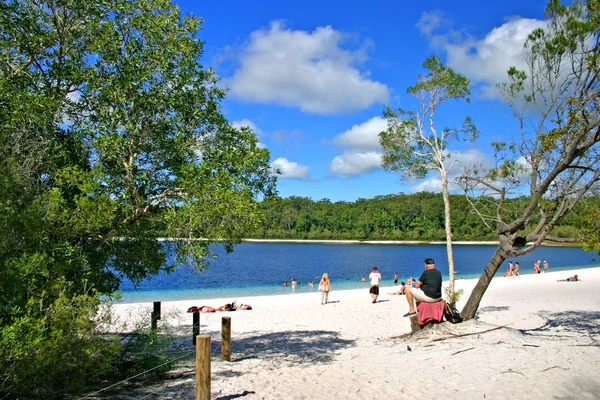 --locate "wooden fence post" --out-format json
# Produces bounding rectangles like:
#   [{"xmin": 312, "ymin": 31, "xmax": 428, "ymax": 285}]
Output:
[
  {"xmin": 221, "ymin": 317, "xmax": 231, "ymax": 361},
  {"xmin": 151, "ymin": 301, "xmax": 161, "ymax": 331},
  {"xmin": 195, "ymin": 335, "xmax": 211, "ymax": 400},
  {"xmin": 192, "ymin": 312, "xmax": 200, "ymax": 345}
]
